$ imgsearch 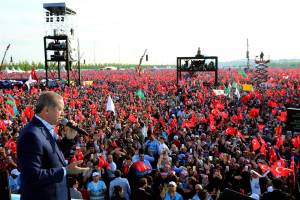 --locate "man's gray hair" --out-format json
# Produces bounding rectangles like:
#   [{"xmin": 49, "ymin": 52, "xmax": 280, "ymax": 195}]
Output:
[{"xmin": 35, "ymin": 91, "xmax": 63, "ymax": 114}]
